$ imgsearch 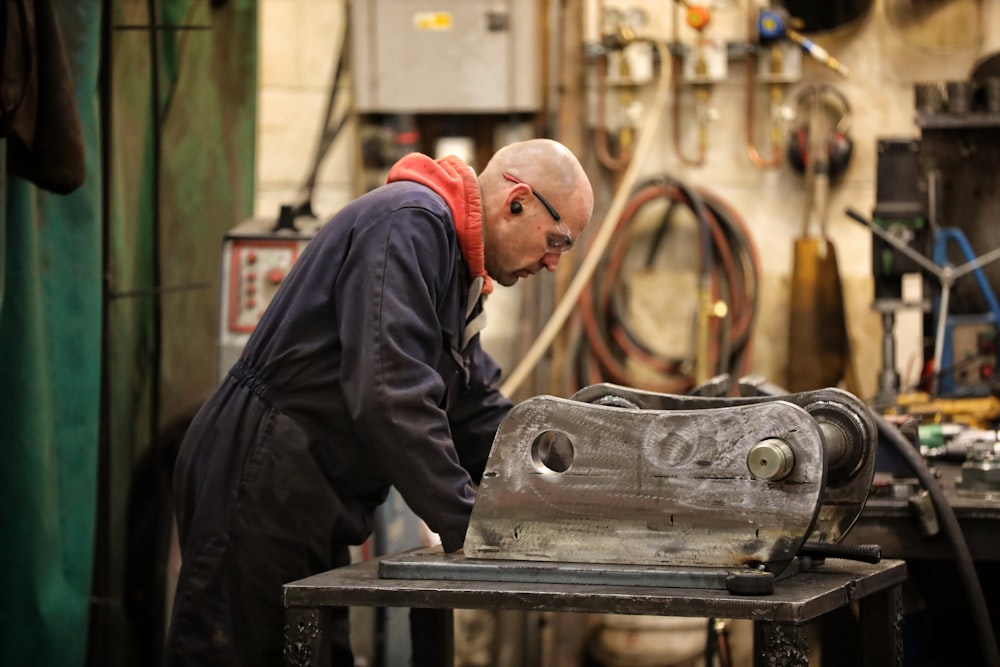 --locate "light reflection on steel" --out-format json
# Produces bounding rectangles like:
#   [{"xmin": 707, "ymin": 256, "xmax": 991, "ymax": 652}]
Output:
[{"xmin": 464, "ymin": 384, "xmax": 876, "ymax": 578}]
